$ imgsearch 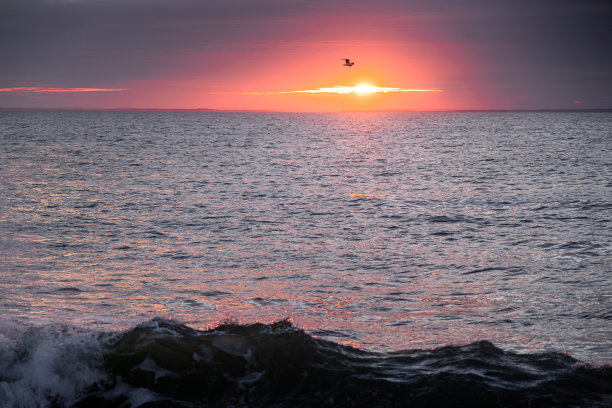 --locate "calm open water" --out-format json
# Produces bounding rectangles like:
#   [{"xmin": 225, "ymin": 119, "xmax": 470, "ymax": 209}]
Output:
[{"xmin": 0, "ymin": 111, "xmax": 611, "ymax": 407}]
